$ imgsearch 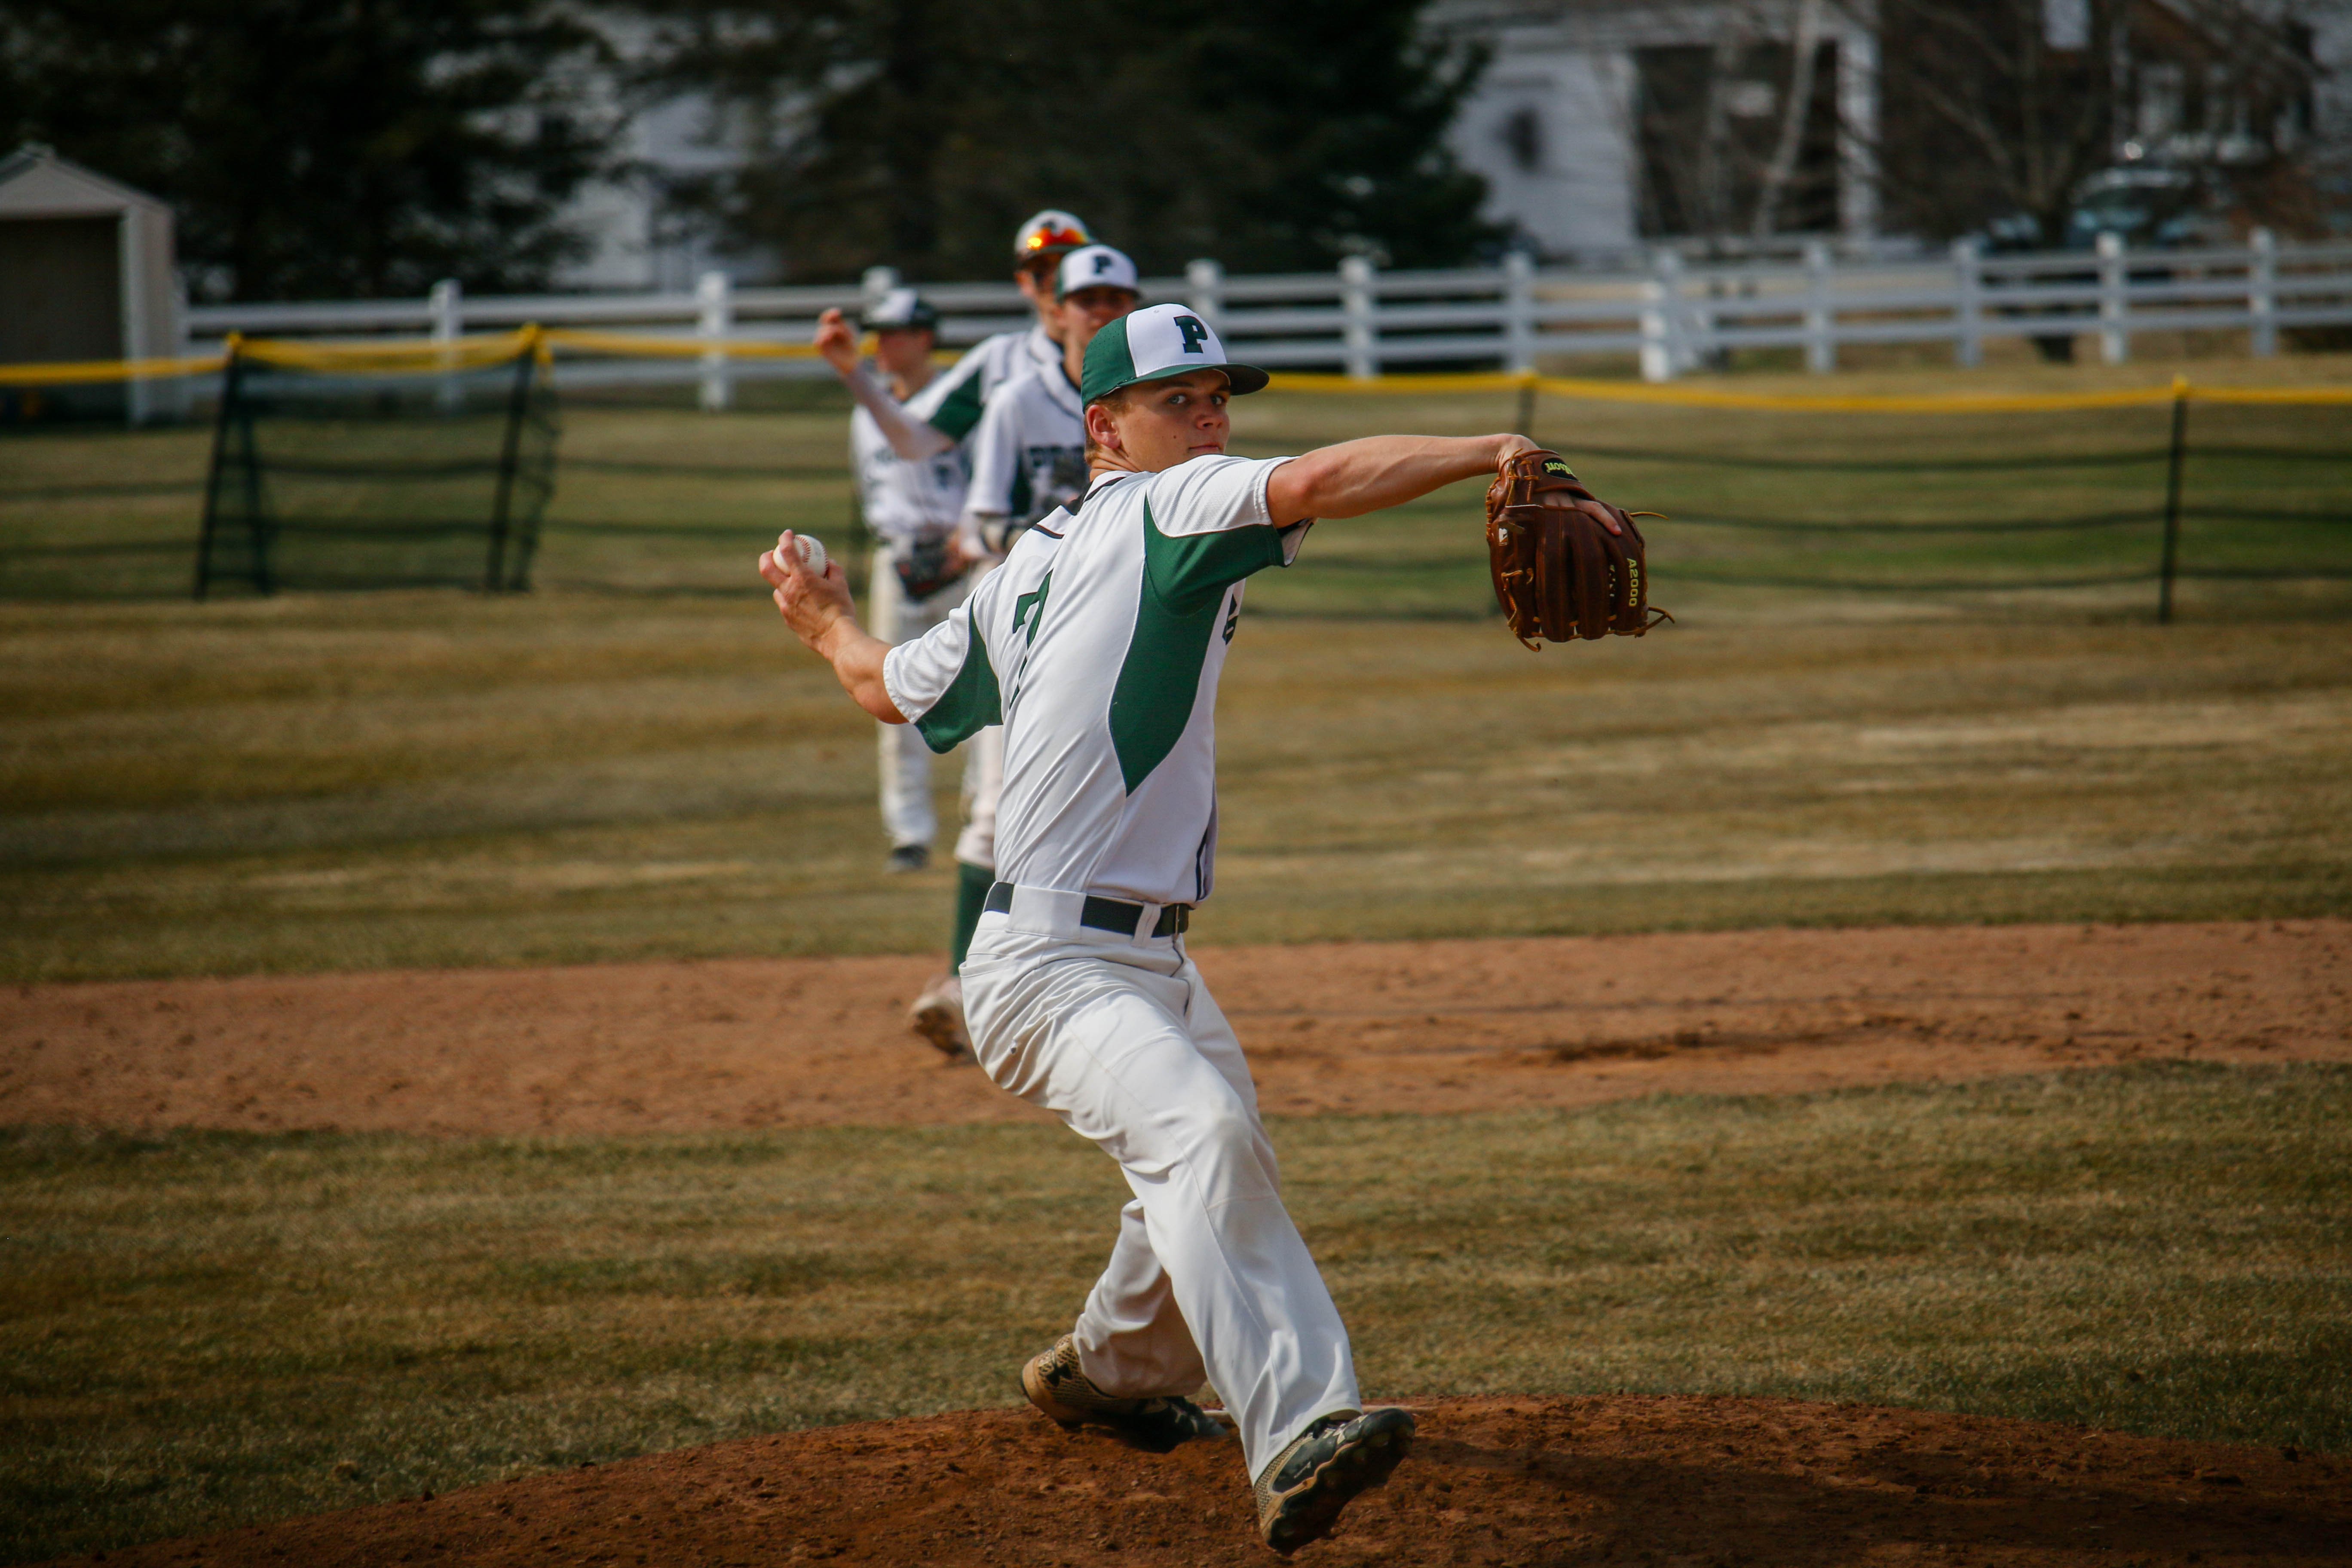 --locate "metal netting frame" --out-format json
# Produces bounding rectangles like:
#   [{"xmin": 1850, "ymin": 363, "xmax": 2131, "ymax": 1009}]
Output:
[{"xmin": 193, "ymin": 331, "xmax": 556, "ymax": 600}]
